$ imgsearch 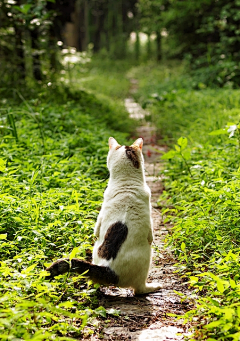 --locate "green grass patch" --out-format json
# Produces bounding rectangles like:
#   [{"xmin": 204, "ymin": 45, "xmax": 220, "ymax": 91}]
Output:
[
  {"xmin": 65, "ymin": 56, "xmax": 134, "ymax": 100},
  {"xmin": 160, "ymin": 105, "xmax": 240, "ymax": 340},
  {"xmin": 0, "ymin": 87, "xmax": 132, "ymax": 339},
  {"xmin": 133, "ymin": 61, "xmax": 240, "ymax": 340}
]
